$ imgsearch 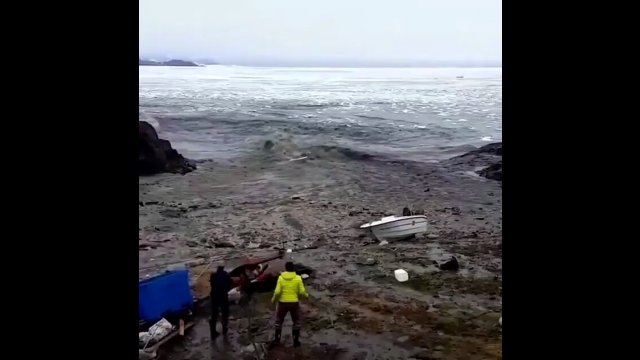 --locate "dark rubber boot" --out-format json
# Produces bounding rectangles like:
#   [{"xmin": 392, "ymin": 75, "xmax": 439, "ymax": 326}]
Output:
[
  {"xmin": 270, "ymin": 328, "xmax": 282, "ymax": 348},
  {"xmin": 292, "ymin": 329, "xmax": 301, "ymax": 347}
]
